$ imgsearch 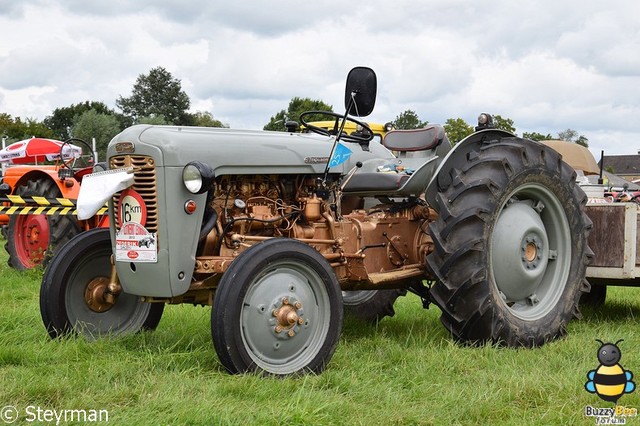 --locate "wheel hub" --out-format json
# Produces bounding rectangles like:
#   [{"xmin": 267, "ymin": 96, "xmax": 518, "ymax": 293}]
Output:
[
  {"xmin": 15, "ymin": 214, "xmax": 49, "ymax": 265},
  {"xmin": 84, "ymin": 277, "xmax": 115, "ymax": 313},
  {"xmin": 271, "ymin": 297, "xmax": 305, "ymax": 338},
  {"xmin": 491, "ymin": 200, "xmax": 549, "ymax": 302}
]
